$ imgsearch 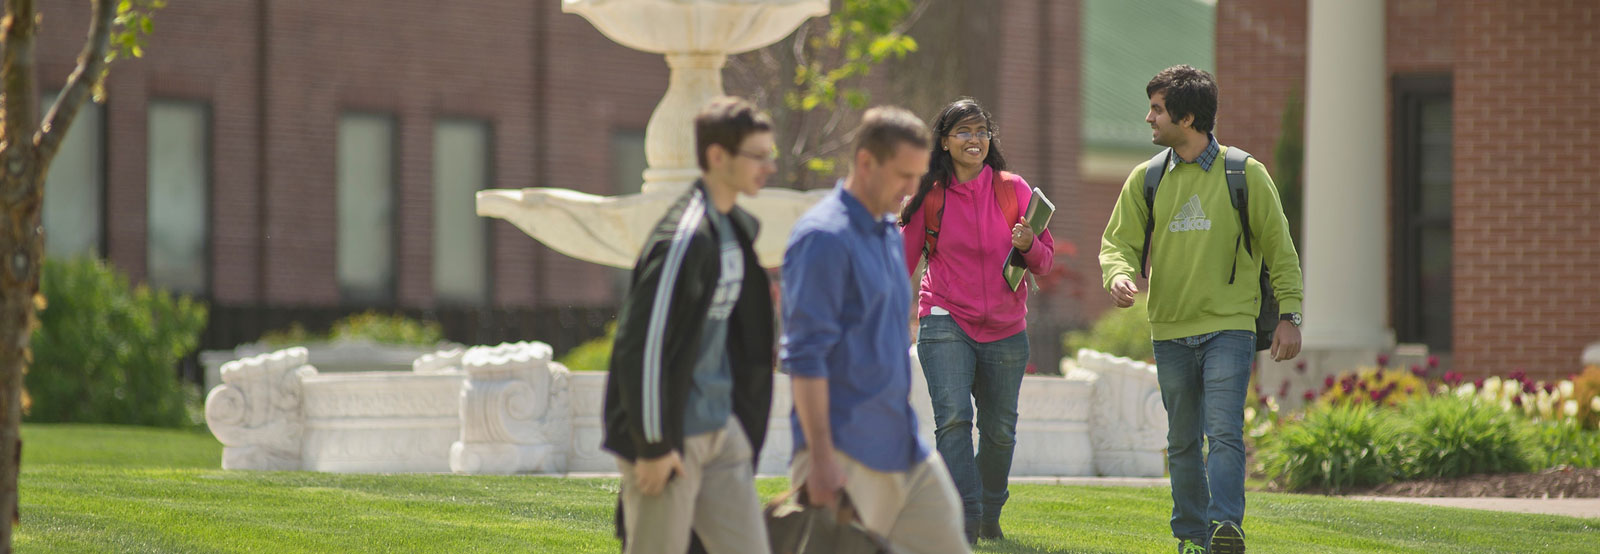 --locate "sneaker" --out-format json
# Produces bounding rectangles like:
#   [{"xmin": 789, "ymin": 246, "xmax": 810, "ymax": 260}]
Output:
[
  {"xmin": 964, "ymin": 518, "xmax": 979, "ymax": 545},
  {"xmin": 1177, "ymin": 538, "xmax": 1207, "ymax": 554},
  {"xmin": 1209, "ymin": 521, "xmax": 1245, "ymax": 554},
  {"xmin": 979, "ymin": 520, "xmax": 1004, "ymax": 540}
]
